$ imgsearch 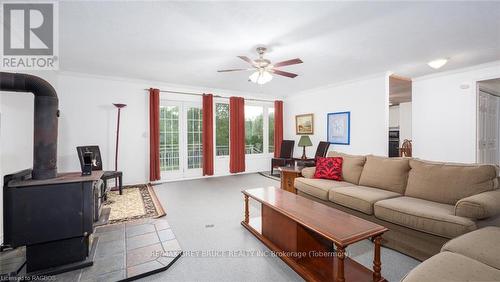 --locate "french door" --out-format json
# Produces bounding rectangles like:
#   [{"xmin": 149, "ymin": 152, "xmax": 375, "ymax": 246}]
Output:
[
  {"xmin": 159, "ymin": 101, "xmax": 203, "ymax": 179},
  {"xmin": 477, "ymin": 90, "xmax": 500, "ymax": 165}
]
